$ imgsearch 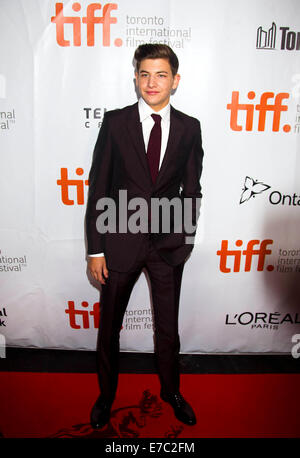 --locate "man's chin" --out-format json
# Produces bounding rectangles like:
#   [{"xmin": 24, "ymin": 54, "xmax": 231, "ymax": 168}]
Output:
[
  {"xmin": 143, "ymin": 96, "xmax": 159, "ymax": 106},
  {"xmin": 142, "ymin": 96, "xmax": 168, "ymax": 111}
]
